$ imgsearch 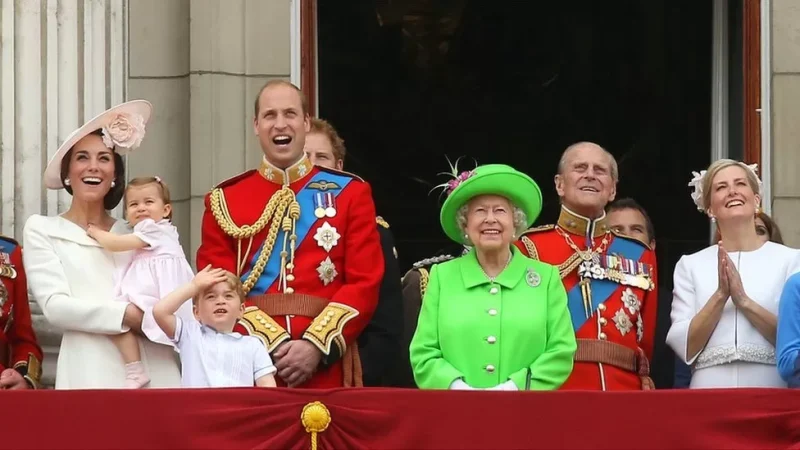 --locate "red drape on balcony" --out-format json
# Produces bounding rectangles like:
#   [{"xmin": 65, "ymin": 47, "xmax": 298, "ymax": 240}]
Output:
[{"xmin": 5, "ymin": 387, "xmax": 800, "ymax": 449}]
